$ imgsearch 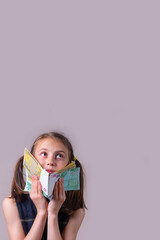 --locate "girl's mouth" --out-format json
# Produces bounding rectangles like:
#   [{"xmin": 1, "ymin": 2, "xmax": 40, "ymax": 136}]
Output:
[{"xmin": 46, "ymin": 169, "xmax": 55, "ymax": 174}]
